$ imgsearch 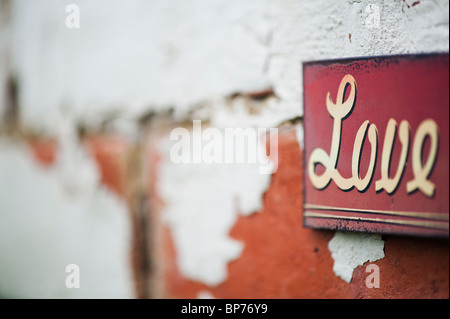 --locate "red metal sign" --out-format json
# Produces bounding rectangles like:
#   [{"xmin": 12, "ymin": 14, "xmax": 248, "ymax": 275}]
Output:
[{"xmin": 303, "ymin": 53, "xmax": 449, "ymax": 238}]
